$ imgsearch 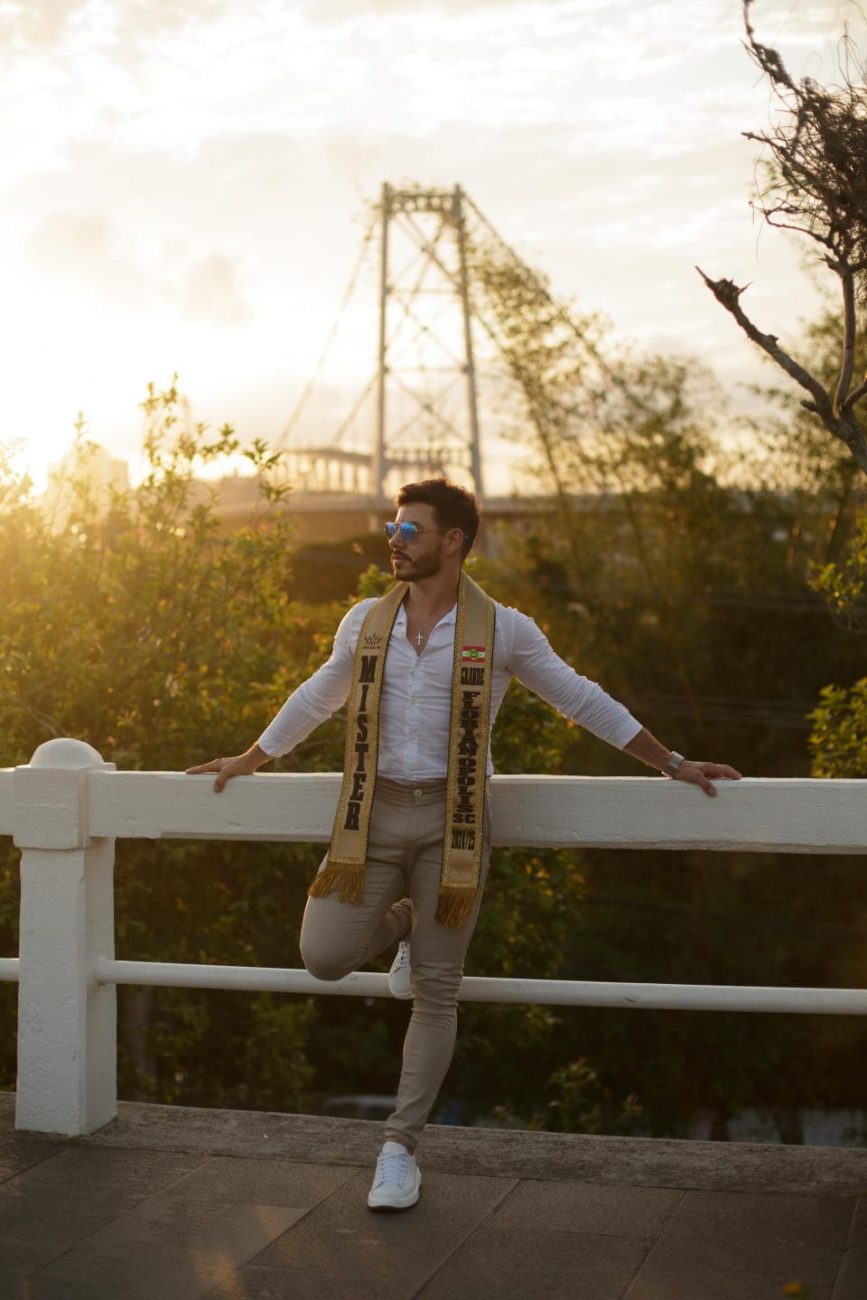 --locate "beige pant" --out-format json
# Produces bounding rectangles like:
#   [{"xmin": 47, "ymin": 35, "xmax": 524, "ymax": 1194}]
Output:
[{"xmin": 300, "ymin": 777, "xmax": 491, "ymax": 1152}]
